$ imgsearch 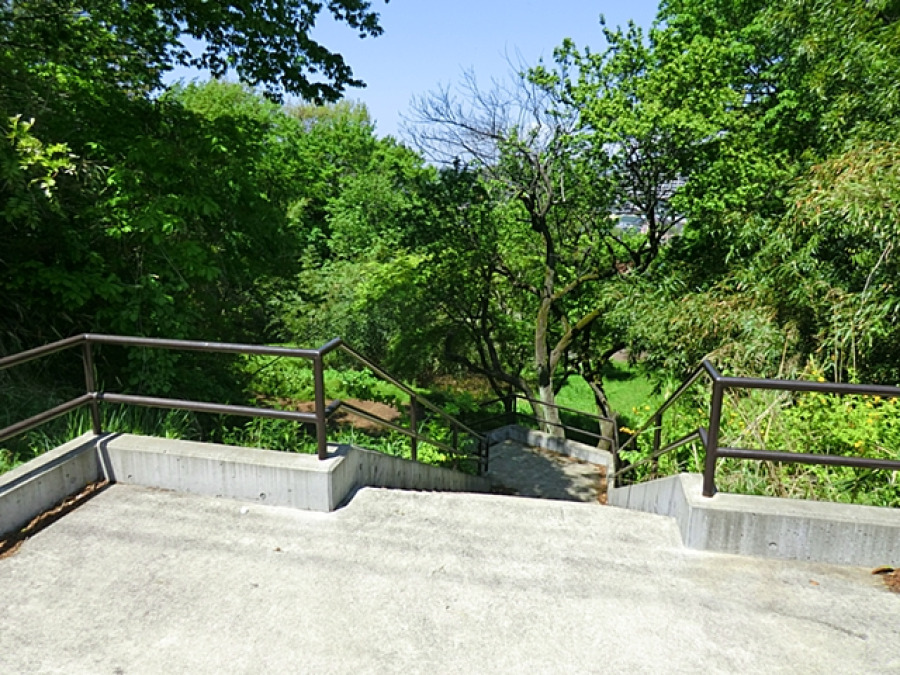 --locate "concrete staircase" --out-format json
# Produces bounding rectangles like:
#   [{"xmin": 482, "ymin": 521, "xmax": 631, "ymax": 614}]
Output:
[{"xmin": 3, "ymin": 428, "xmax": 899, "ymax": 568}]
